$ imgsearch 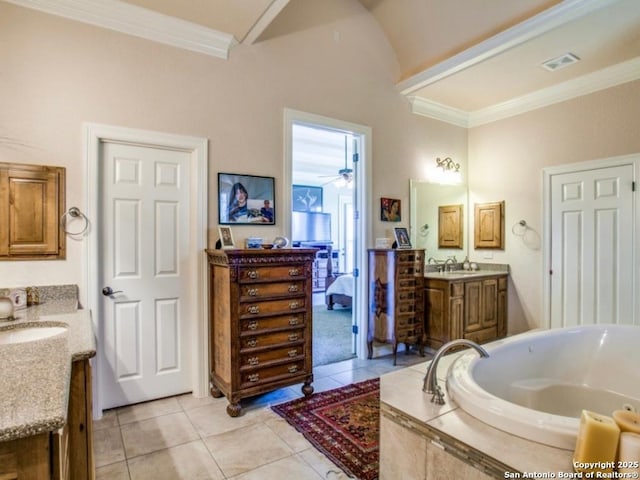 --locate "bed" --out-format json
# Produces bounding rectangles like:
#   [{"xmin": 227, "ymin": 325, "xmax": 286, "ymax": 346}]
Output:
[{"xmin": 325, "ymin": 274, "xmax": 353, "ymax": 310}]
